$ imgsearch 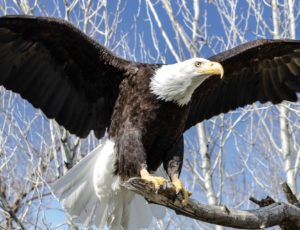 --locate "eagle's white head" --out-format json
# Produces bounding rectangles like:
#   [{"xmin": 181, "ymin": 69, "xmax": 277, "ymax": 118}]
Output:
[{"xmin": 150, "ymin": 58, "xmax": 224, "ymax": 106}]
